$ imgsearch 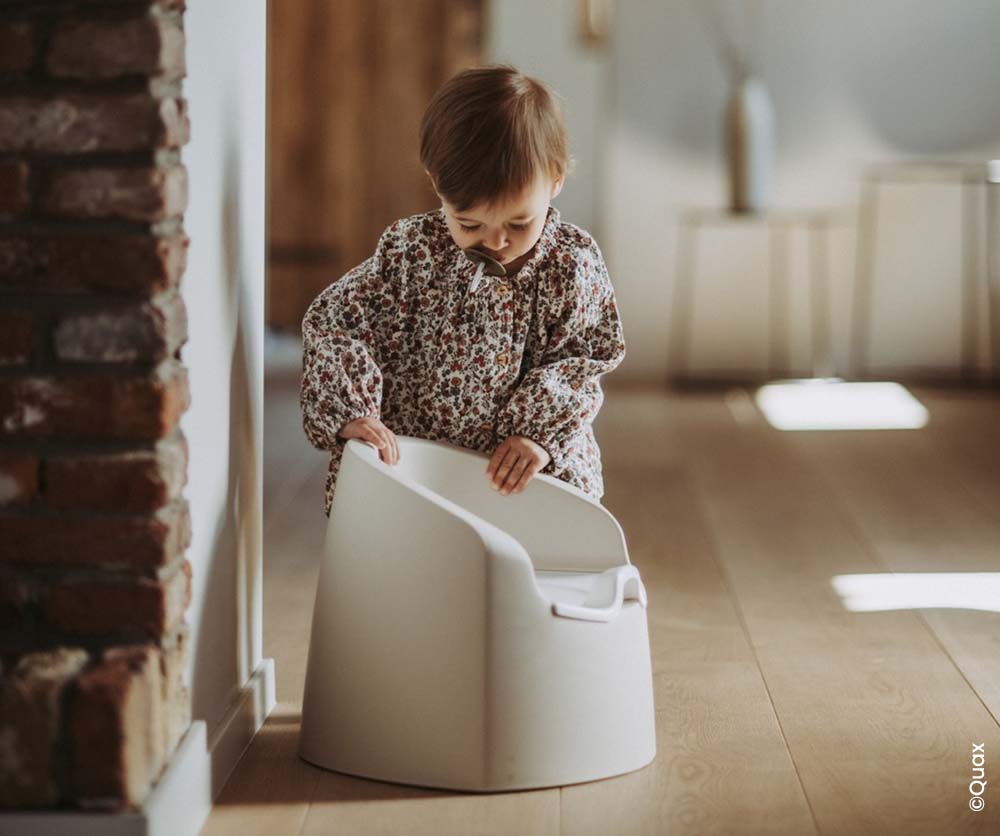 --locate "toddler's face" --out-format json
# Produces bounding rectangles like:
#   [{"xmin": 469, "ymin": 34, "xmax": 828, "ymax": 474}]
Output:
[{"xmin": 438, "ymin": 175, "xmax": 563, "ymax": 268}]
